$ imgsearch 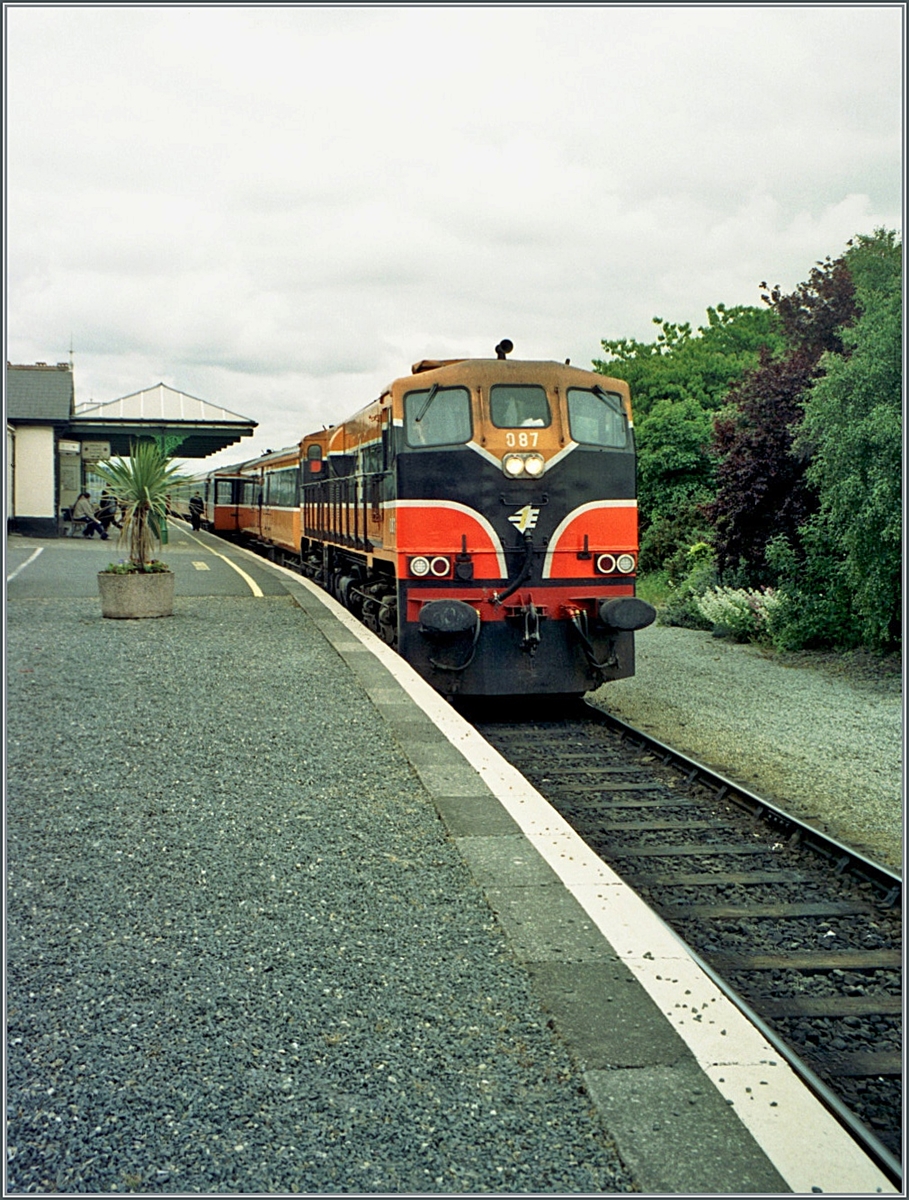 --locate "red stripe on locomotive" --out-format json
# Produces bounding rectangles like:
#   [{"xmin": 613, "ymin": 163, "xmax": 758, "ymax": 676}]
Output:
[
  {"xmin": 544, "ymin": 501, "xmax": 639, "ymax": 578},
  {"xmin": 393, "ymin": 501, "xmax": 507, "ymax": 579}
]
